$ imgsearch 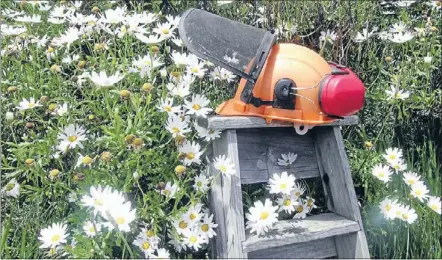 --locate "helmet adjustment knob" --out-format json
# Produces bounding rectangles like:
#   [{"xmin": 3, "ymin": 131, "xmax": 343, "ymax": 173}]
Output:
[{"xmin": 273, "ymin": 78, "xmax": 296, "ymax": 109}]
